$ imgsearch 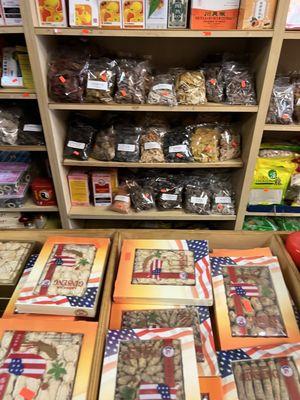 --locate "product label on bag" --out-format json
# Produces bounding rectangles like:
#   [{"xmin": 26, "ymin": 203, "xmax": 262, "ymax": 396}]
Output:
[
  {"xmin": 117, "ymin": 144, "xmax": 135, "ymax": 152},
  {"xmin": 169, "ymin": 145, "xmax": 187, "ymax": 153},
  {"xmin": 161, "ymin": 194, "xmax": 178, "ymax": 201},
  {"xmin": 153, "ymin": 83, "xmax": 173, "ymax": 91},
  {"xmin": 87, "ymin": 80, "xmax": 108, "ymax": 91},
  {"xmin": 67, "ymin": 140, "xmax": 85, "ymax": 150},
  {"xmin": 115, "ymin": 195, "xmax": 130, "ymax": 203},
  {"xmin": 191, "ymin": 196, "xmax": 208, "ymax": 204},
  {"xmin": 23, "ymin": 124, "xmax": 42, "ymax": 132},
  {"xmin": 215, "ymin": 196, "xmax": 231, "ymax": 204},
  {"xmin": 144, "ymin": 142, "xmax": 161, "ymax": 150}
]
